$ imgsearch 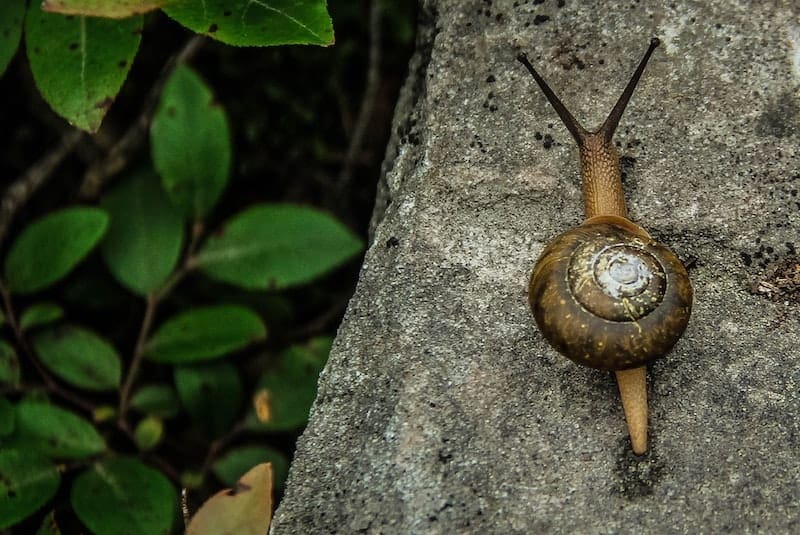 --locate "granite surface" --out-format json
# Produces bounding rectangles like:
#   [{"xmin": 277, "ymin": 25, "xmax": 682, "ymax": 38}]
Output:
[{"xmin": 272, "ymin": 1, "xmax": 800, "ymax": 532}]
